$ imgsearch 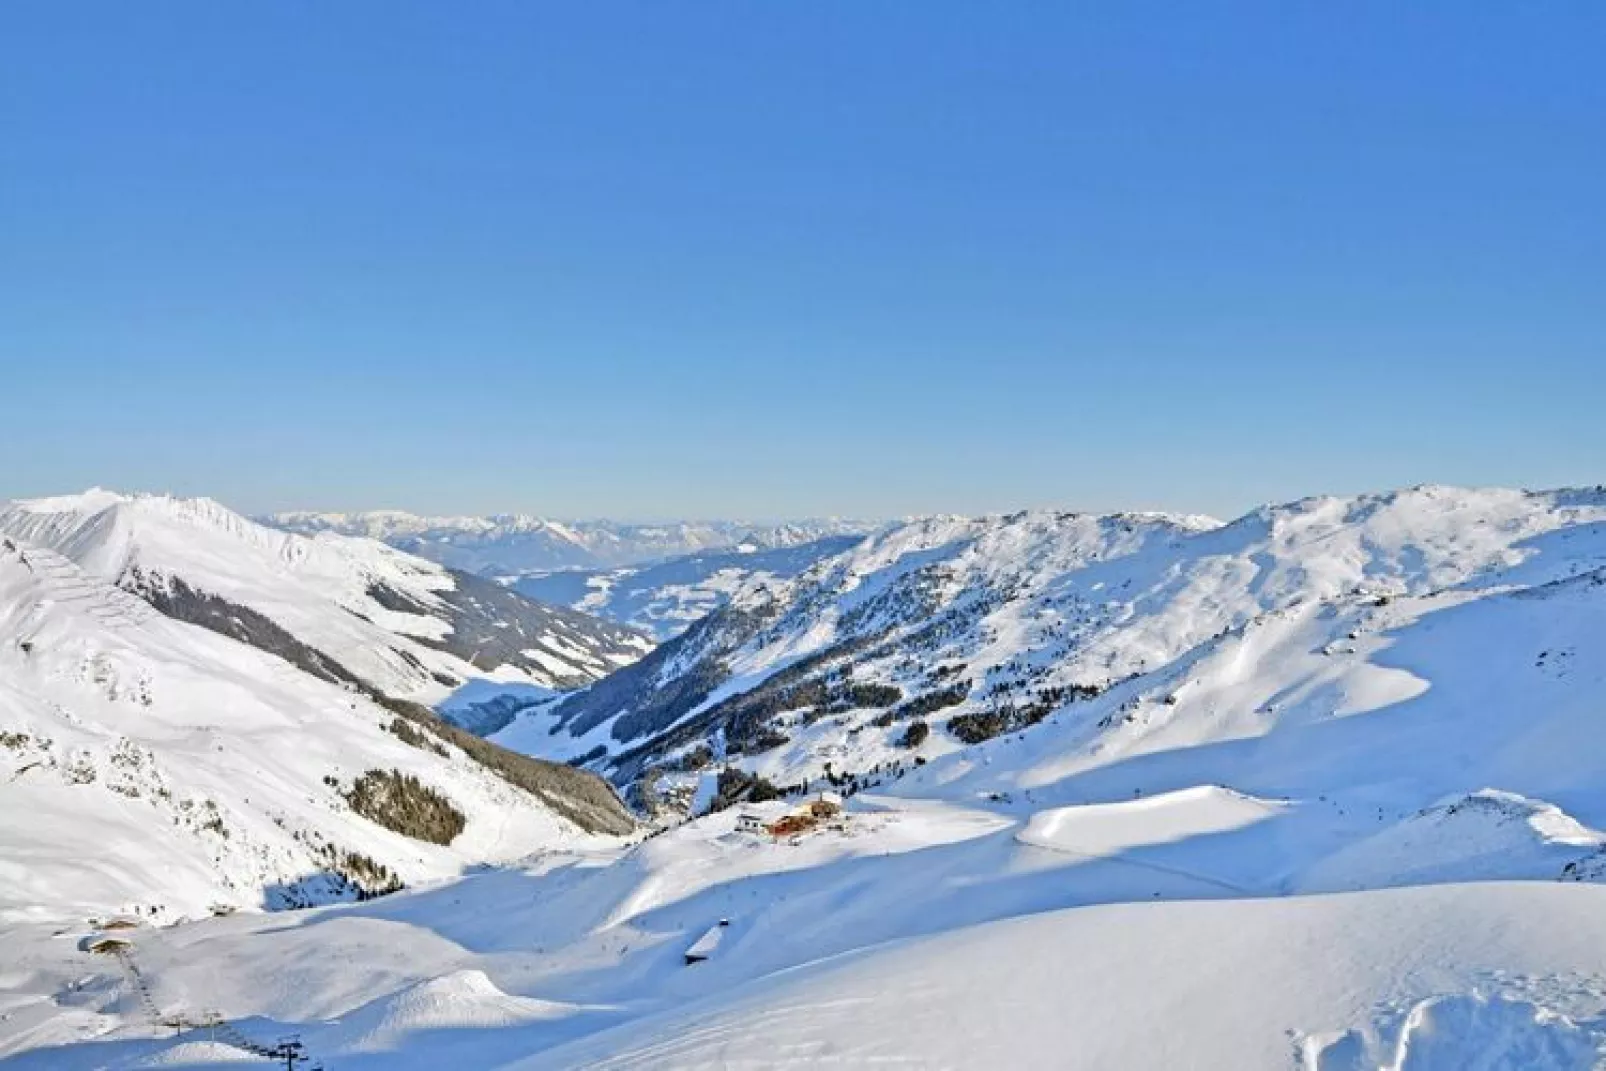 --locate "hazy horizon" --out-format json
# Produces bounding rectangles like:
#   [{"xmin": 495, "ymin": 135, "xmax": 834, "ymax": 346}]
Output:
[{"xmin": 8, "ymin": 477, "xmax": 1605, "ymax": 532}]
